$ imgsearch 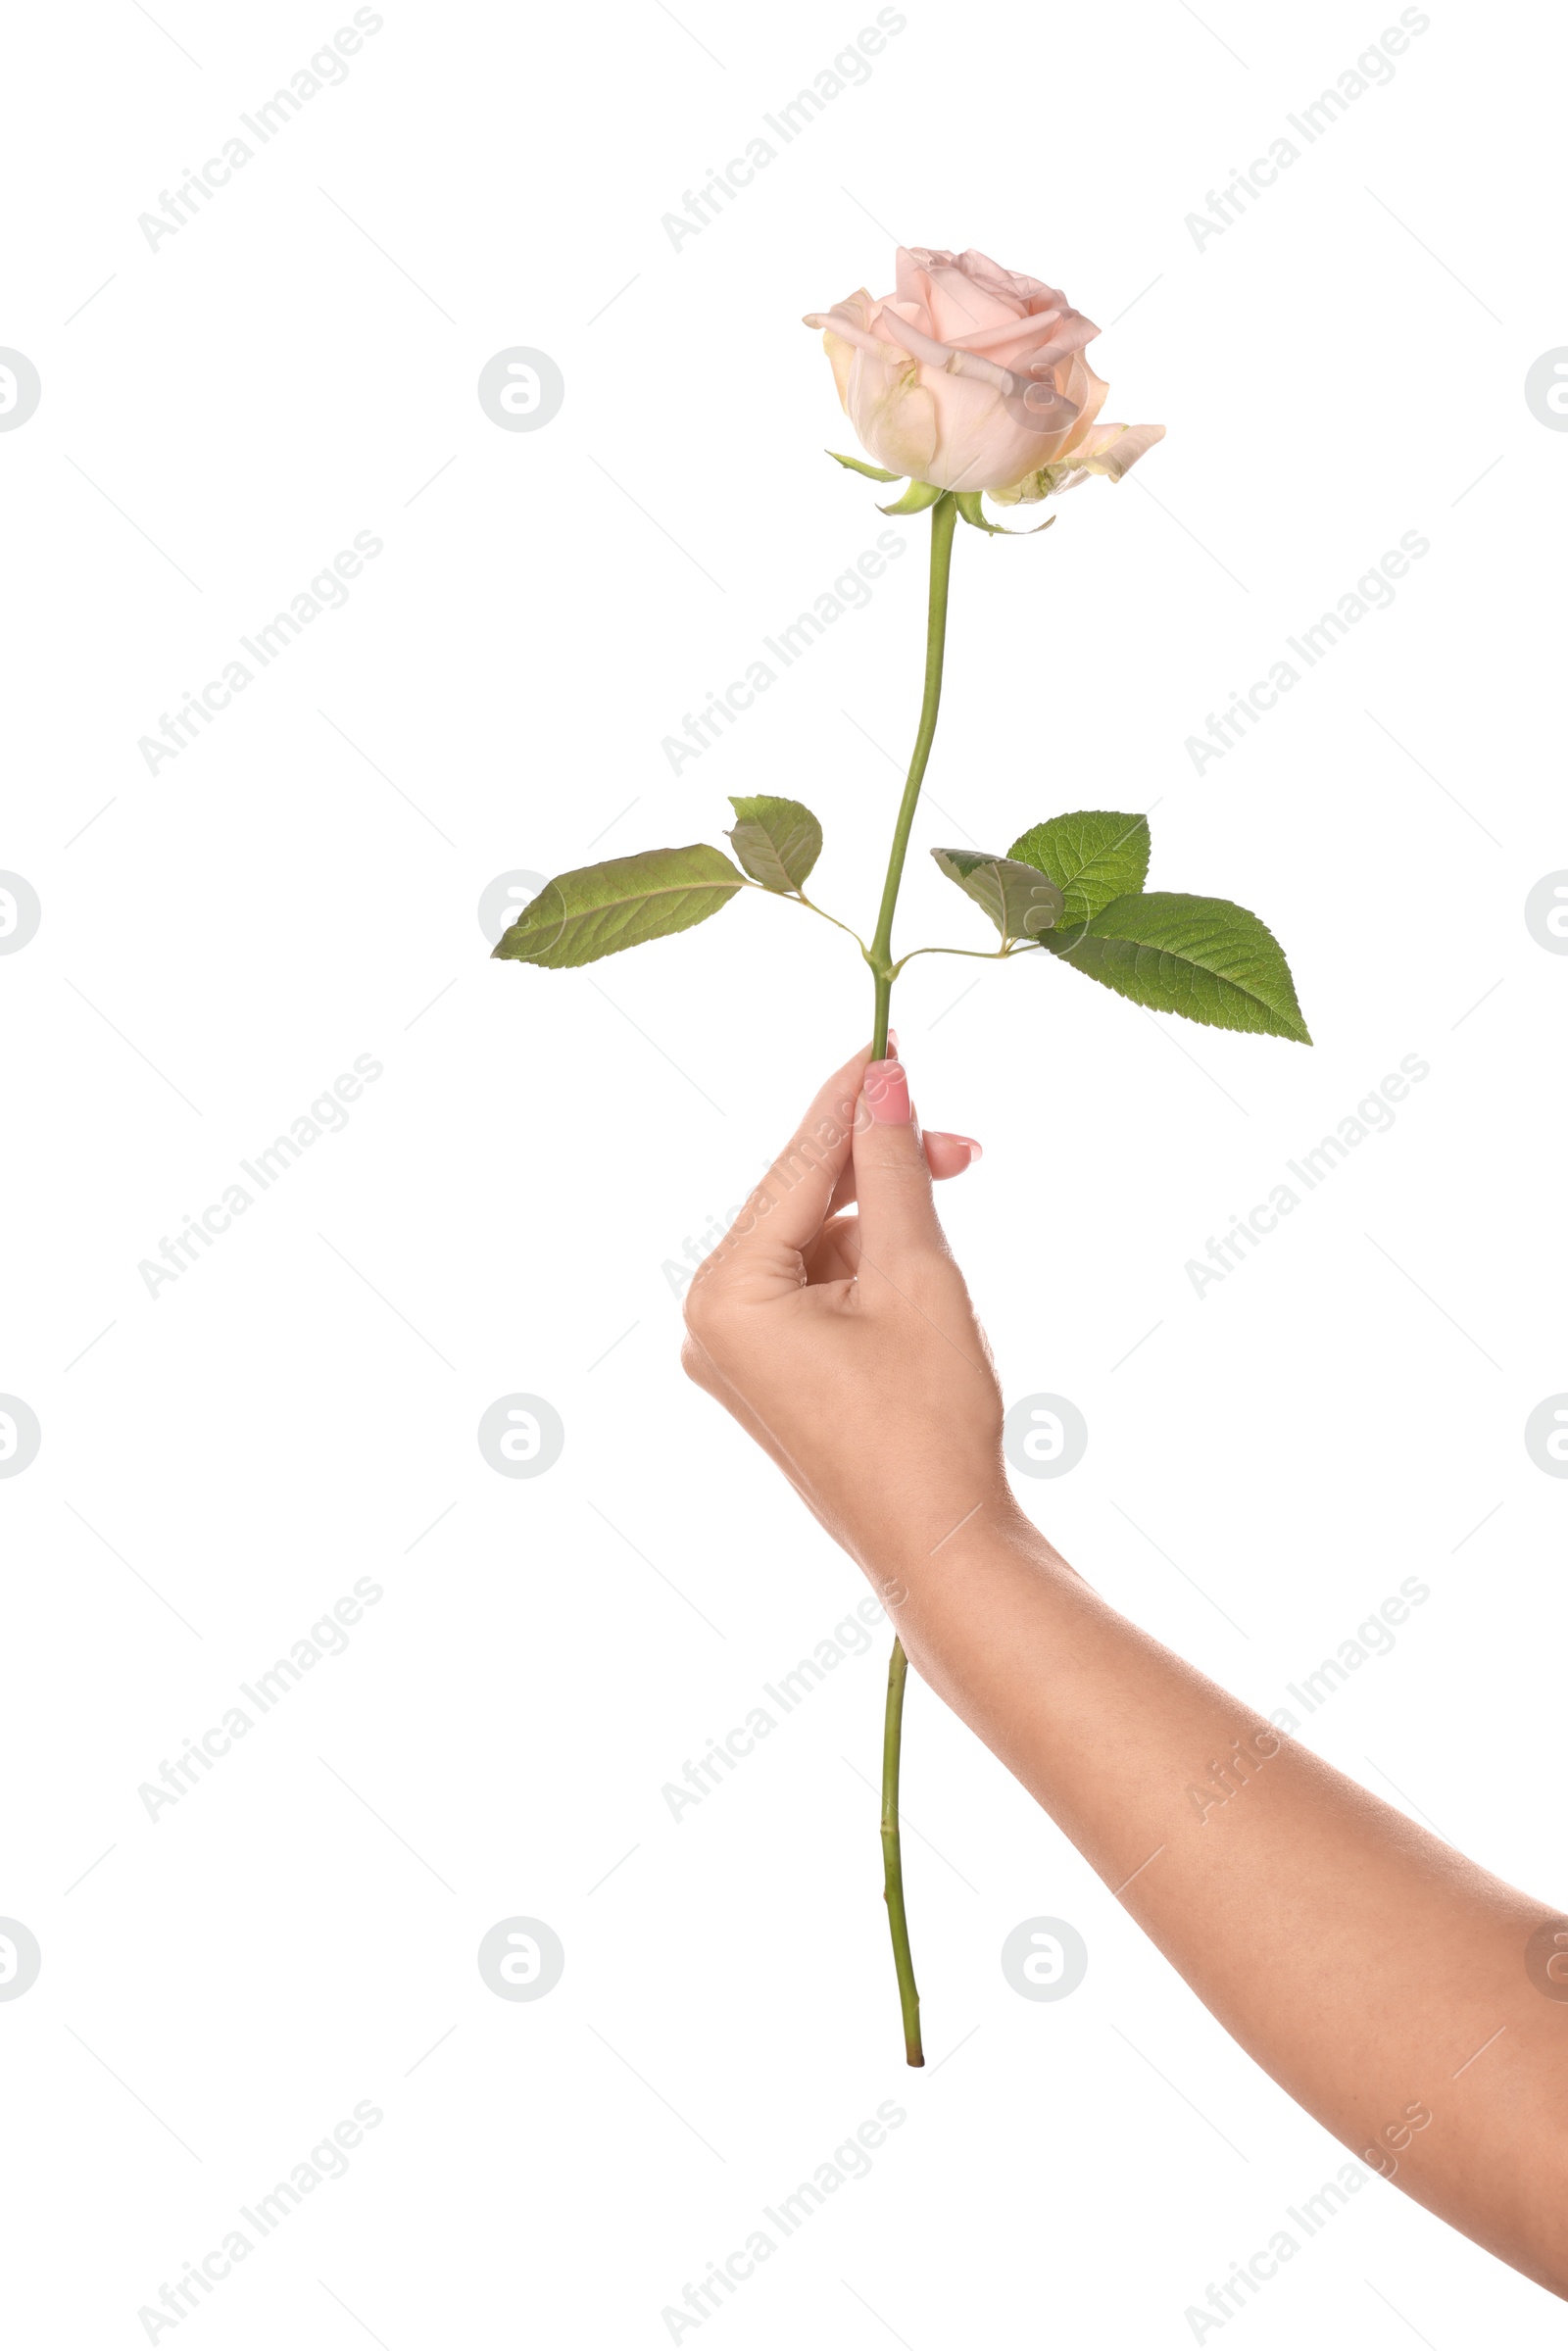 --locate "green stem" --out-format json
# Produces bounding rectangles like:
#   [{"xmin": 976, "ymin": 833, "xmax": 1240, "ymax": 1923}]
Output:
[
  {"xmin": 795, "ymin": 893, "xmax": 869, "ymax": 954},
  {"xmin": 868, "ymin": 492, "xmax": 959, "ymax": 2070},
  {"xmin": 868, "ymin": 491, "xmax": 958, "ymax": 1058},
  {"xmin": 881, "ymin": 1637, "xmax": 923, "ymax": 2066},
  {"xmin": 737, "ymin": 879, "xmax": 869, "ymax": 955},
  {"xmin": 892, "ymin": 943, "xmax": 1020, "ymax": 974}
]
